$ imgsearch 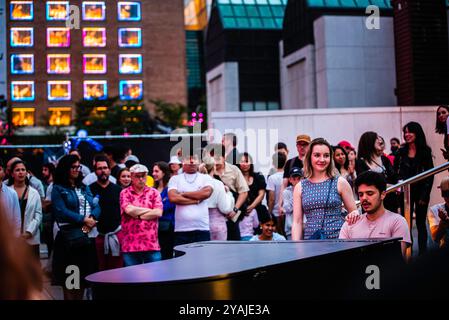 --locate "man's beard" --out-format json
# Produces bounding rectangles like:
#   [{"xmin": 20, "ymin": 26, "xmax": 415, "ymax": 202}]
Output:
[
  {"xmin": 364, "ymin": 201, "xmax": 382, "ymax": 215},
  {"xmin": 98, "ymin": 174, "xmax": 109, "ymax": 183}
]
